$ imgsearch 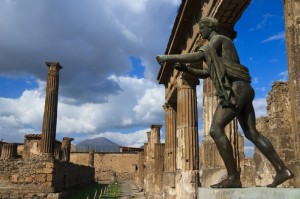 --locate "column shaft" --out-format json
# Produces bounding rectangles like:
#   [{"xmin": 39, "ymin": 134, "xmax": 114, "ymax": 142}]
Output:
[
  {"xmin": 40, "ymin": 62, "xmax": 62, "ymax": 156},
  {"xmin": 176, "ymin": 74, "xmax": 199, "ymax": 171},
  {"xmin": 163, "ymin": 103, "xmax": 177, "ymax": 172}
]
